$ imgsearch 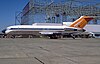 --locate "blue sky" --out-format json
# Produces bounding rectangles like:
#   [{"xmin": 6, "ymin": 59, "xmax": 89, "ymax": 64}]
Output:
[
  {"xmin": 0, "ymin": 0, "xmax": 29, "ymax": 31},
  {"xmin": 0, "ymin": 0, "xmax": 100, "ymax": 32}
]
